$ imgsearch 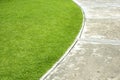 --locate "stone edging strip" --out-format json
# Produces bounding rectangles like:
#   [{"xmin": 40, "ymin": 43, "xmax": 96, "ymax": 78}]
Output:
[
  {"xmin": 39, "ymin": 0, "xmax": 85, "ymax": 80},
  {"xmin": 73, "ymin": 0, "xmax": 86, "ymax": 39}
]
